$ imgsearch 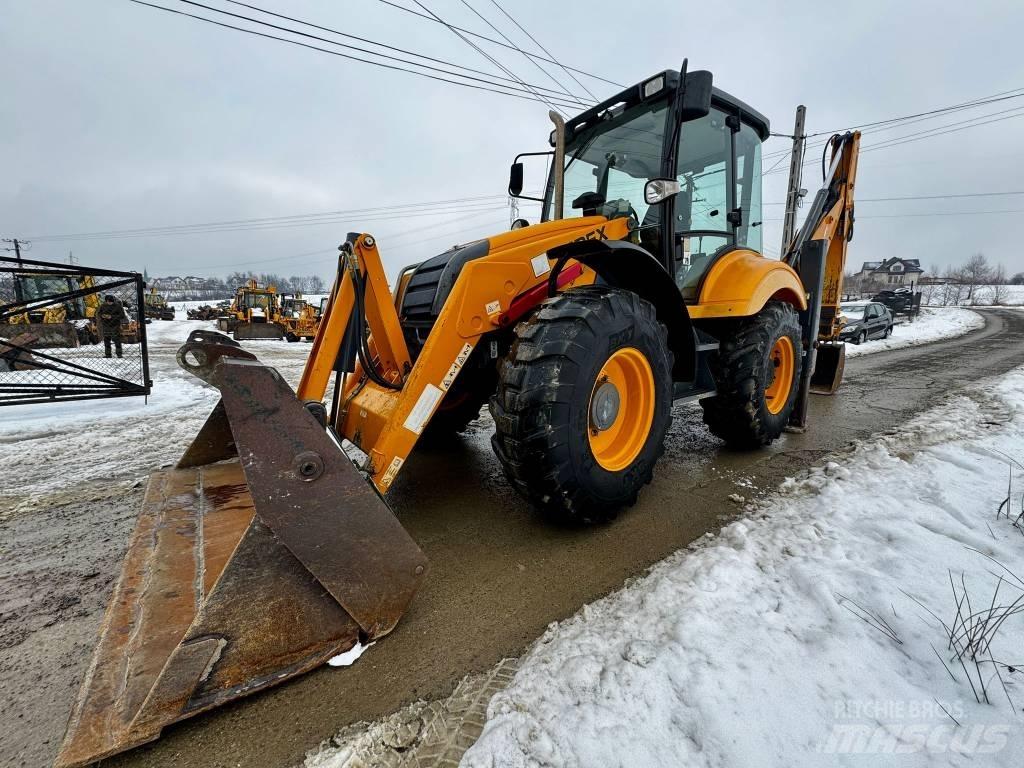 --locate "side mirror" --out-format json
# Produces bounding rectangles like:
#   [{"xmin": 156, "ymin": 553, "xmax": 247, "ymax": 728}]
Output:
[
  {"xmin": 679, "ymin": 70, "xmax": 713, "ymax": 121},
  {"xmin": 644, "ymin": 178, "xmax": 681, "ymax": 205},
  {"xmin": 508, "ymin": 162, "xmax": 524, "ymax": 197},
  {"xmin": 510, "ymin": 218, "xmax": 530, "ymax": 230}
]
